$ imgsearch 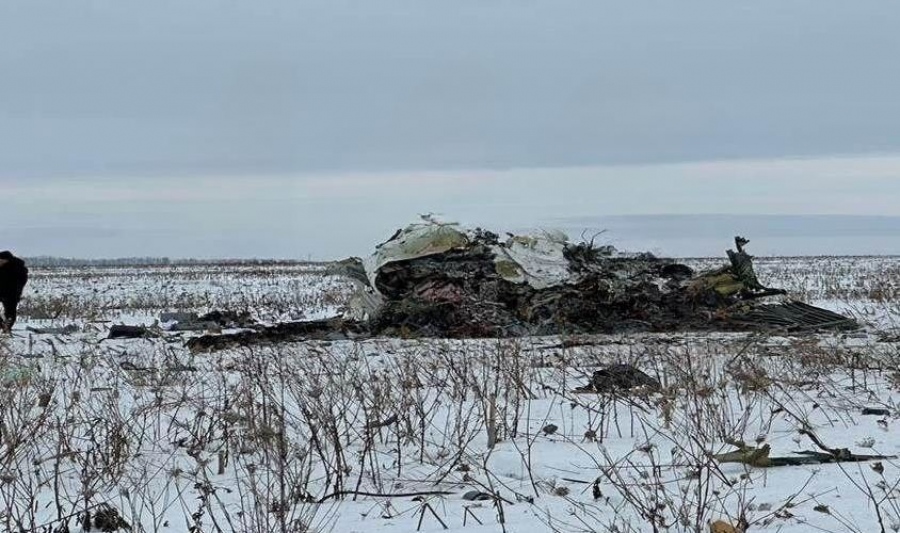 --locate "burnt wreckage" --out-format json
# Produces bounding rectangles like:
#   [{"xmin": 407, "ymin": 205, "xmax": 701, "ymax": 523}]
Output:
[{"xmin": 188, "ymin": 222, "xmax": 857, "ymax": 352}]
